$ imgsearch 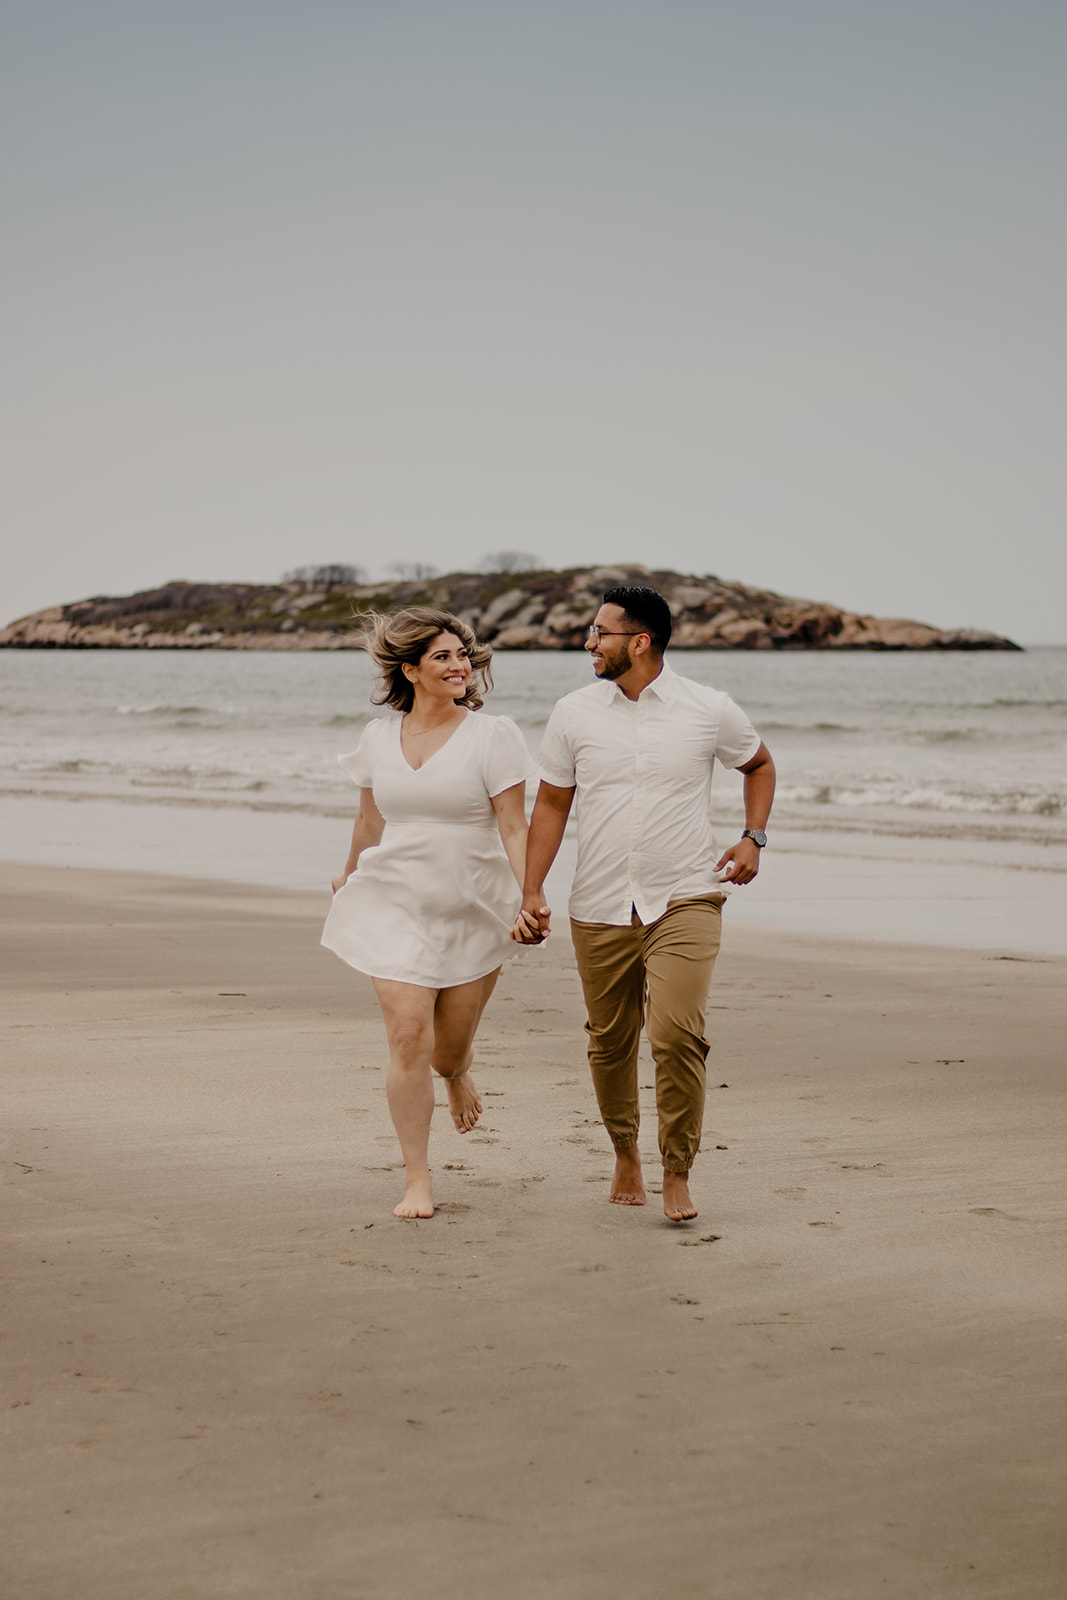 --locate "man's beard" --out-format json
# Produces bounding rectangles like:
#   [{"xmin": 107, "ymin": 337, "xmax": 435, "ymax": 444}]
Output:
[{"xmin": 595, "ymin": 642, "xmax": 633, "ymax": 681}]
